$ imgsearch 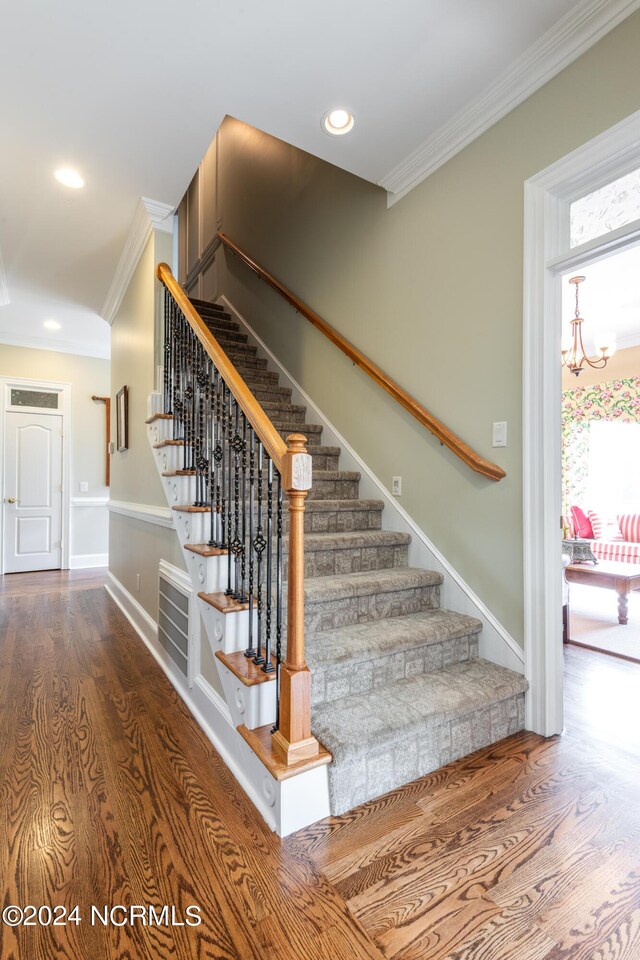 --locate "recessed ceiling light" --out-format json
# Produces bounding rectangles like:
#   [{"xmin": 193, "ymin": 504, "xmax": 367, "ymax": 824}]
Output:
[
  {"xmin": 44, "ymin": 319, "xmax": 61, "ymax": 330},
  {"xmin": 322, "ymin": 109, "xmax": 354, "ymax": 136},
  {"xmin": 54, "ymin": 168, "xmax": 85, "ymax": 189}
]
